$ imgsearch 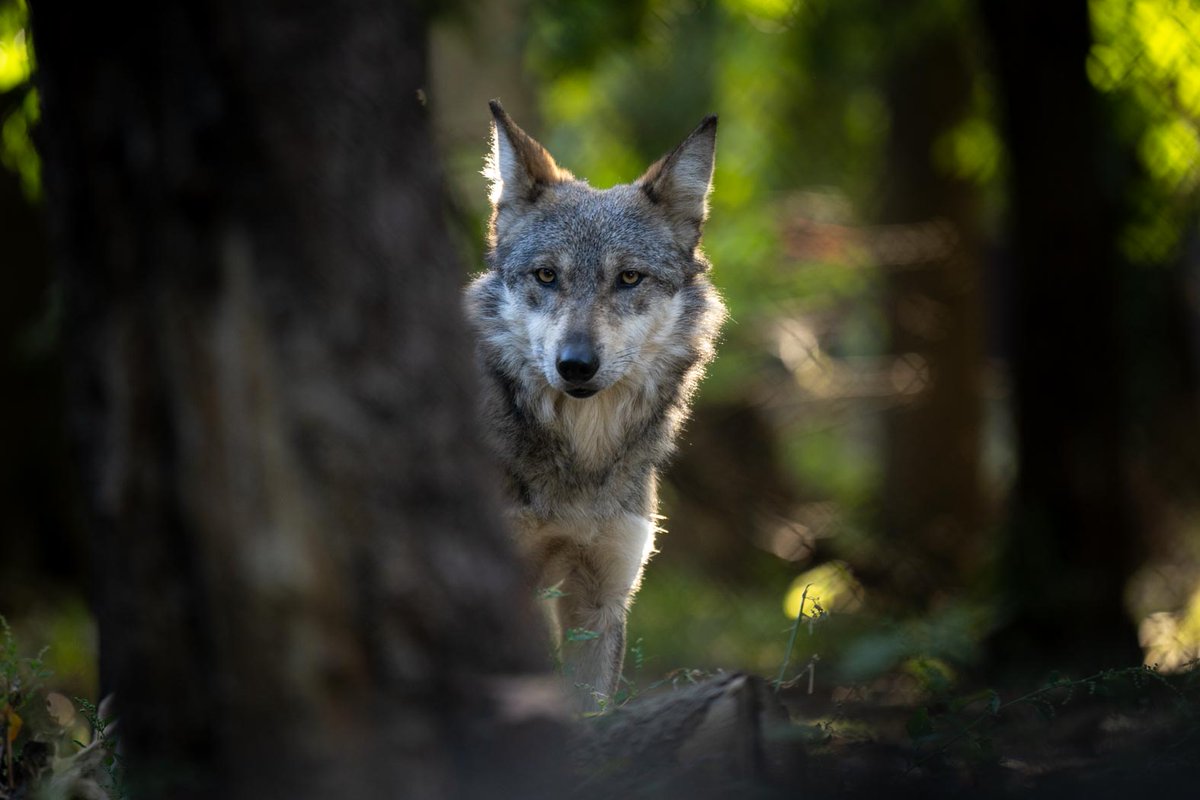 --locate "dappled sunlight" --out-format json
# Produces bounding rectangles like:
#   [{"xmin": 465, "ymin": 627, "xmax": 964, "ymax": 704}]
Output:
[
  {"xmin": 1089, "ymin": 0, "xmax": 1200, "ymax": 260},
  {"xmin": 1140, "ymin": 576, "xmax": 1200, "ymax": 672},
  {"xmin": 0, "ymin": 0, "xmax": 36, "ymax": 198},
  {"xmin": 2, "ymin": 0, "xmax": 1200, "ymax": 793},
  {"xmin": 1139, "ymin": 611, "xmax": 1200, "ymax": 672},
  {"xmin": 783, "ymin": 560, "xmax": 864, "ymax": 619},
  {"xmin": 0, "ymin": 0, "xmax": 29, "ymax": 92}
]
